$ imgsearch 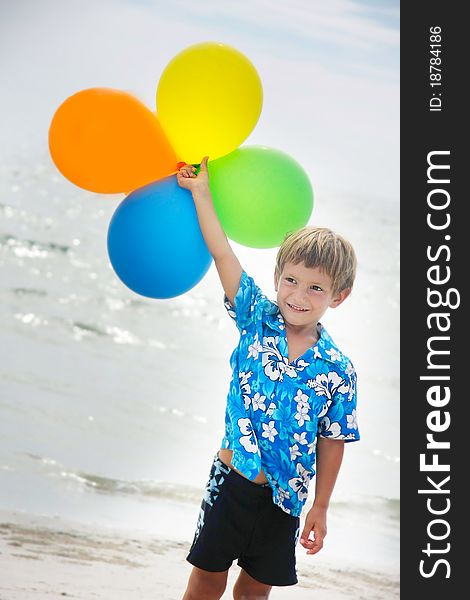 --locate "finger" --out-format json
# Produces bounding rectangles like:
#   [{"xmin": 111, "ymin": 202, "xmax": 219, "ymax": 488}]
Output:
[
  {"xmin": 307, "ymin": 540, "xmax": 324, "ymax": 555},
  {"xmin": 306, "ymin": 534, "xmax": 324, "ymax": 553},
  {"xmin": 300, "ymin": 524, "xmax": 313, "ymax": 546},
  {"xmin": 306, "ymin": 526, "xmax": 325, "ymax": 553},
  {"xmin": 314, "ymin": 522, "xmax": 327, "ymax": 541},
  {"xmin": 199, "ymin": 156, "xmax": 209, "ymax": 171}
]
